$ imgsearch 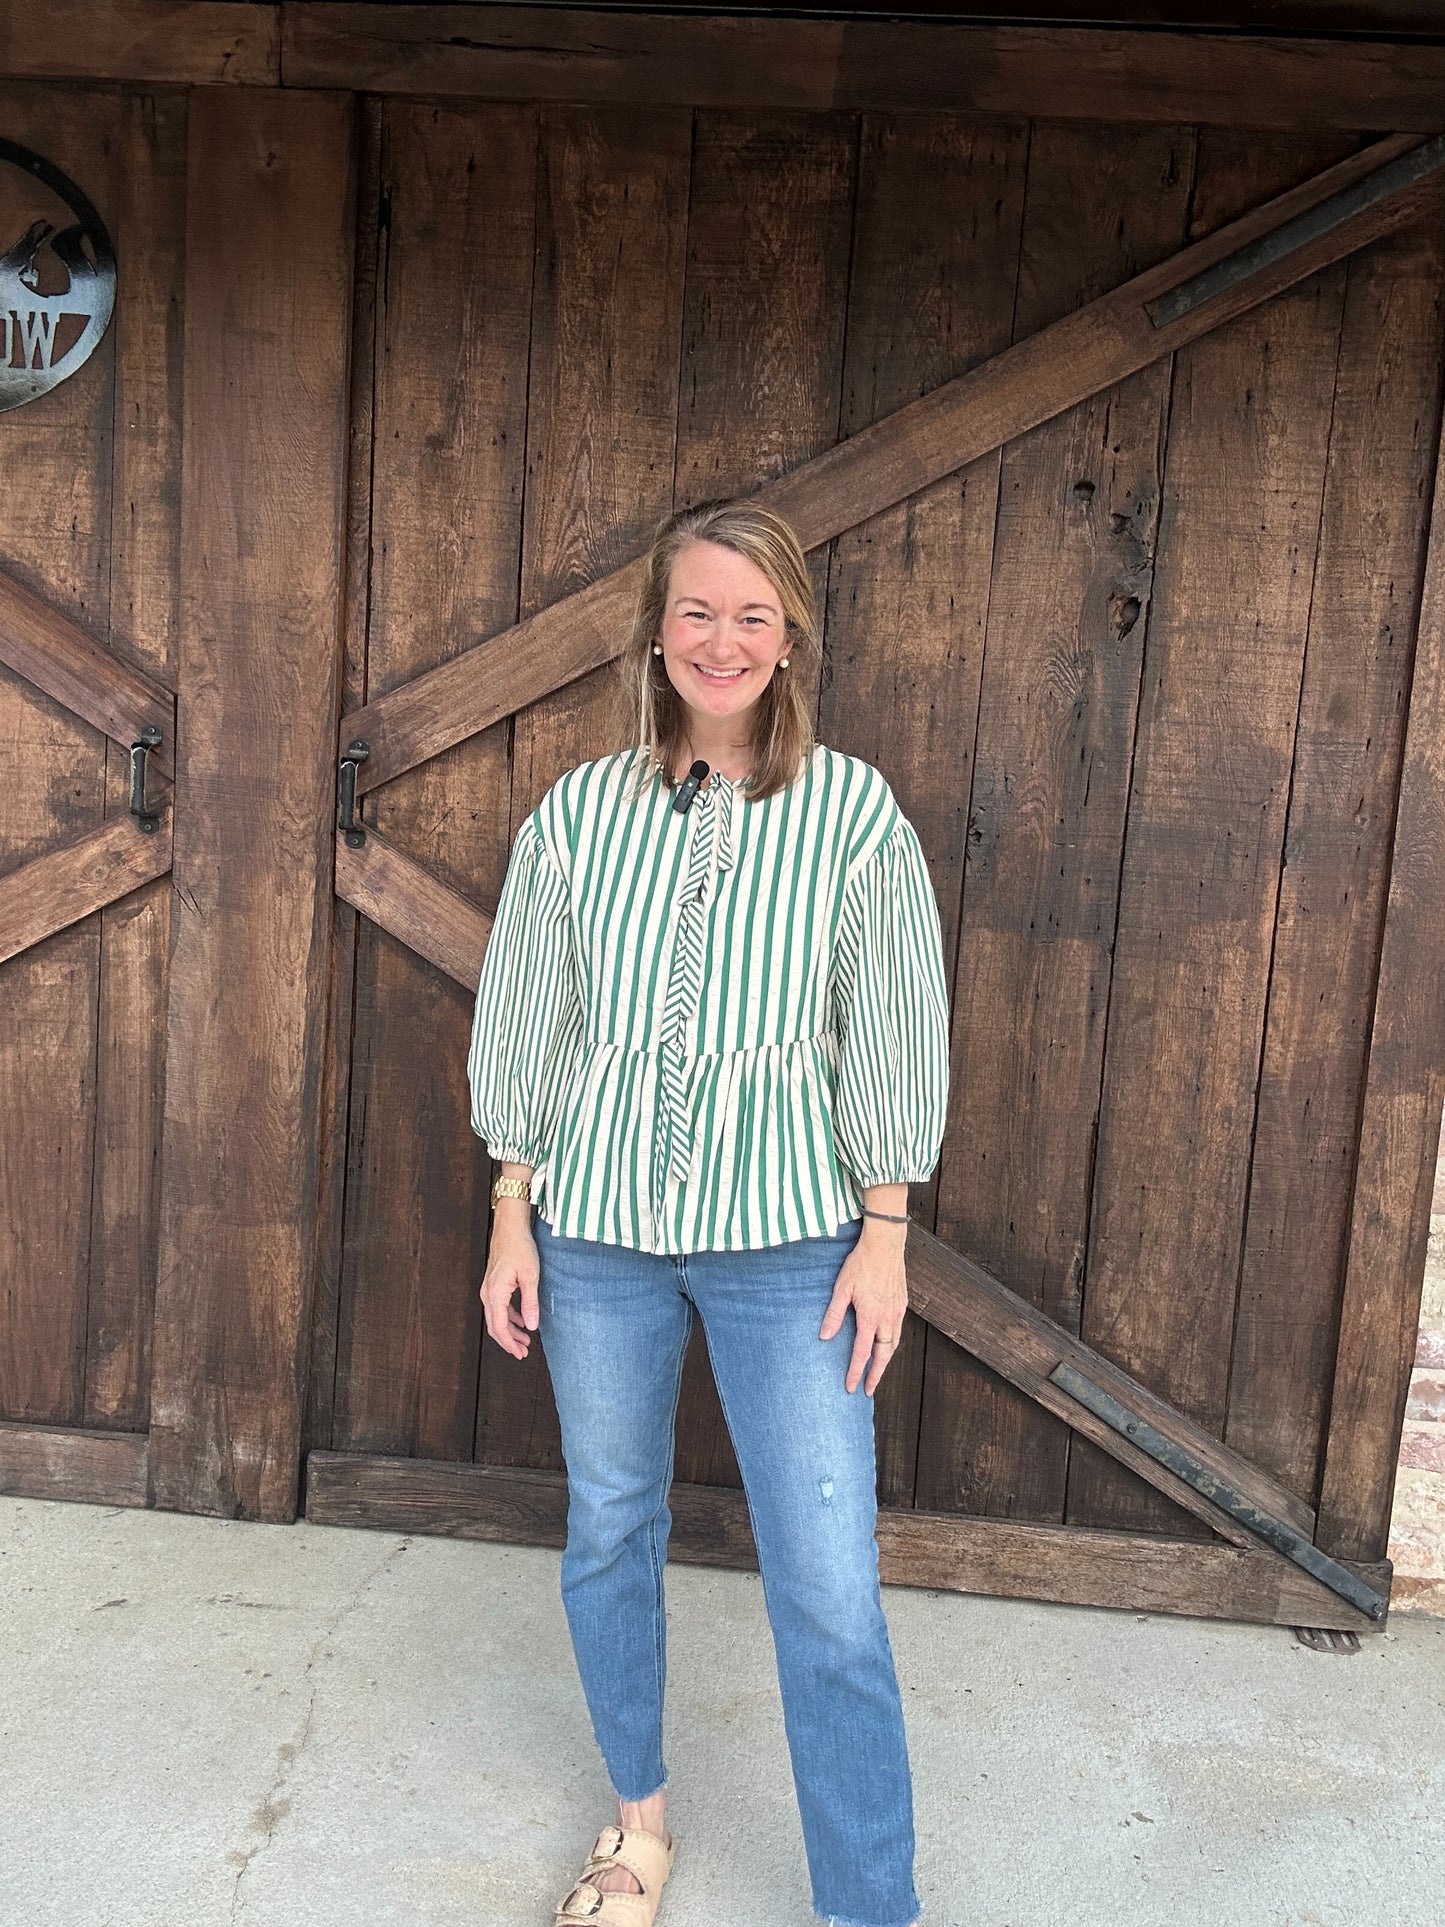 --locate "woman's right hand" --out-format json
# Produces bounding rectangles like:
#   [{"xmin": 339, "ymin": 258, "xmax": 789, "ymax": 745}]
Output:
[{"xmin": 479, "ymin": 1207, "xmax": 541, "ymax": 1359}]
